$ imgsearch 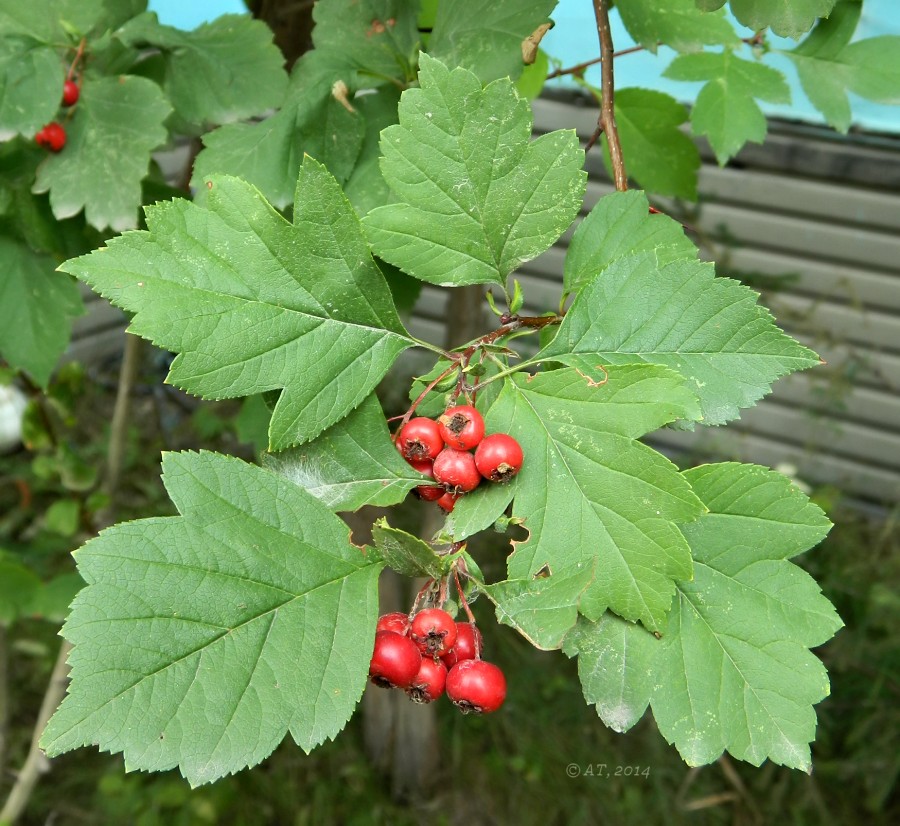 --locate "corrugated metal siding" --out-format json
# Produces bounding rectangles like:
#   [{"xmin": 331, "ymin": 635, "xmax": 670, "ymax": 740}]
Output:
[{"xmin": 68, "ymin": 92, "xmax": 900, "ymax": 504}]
